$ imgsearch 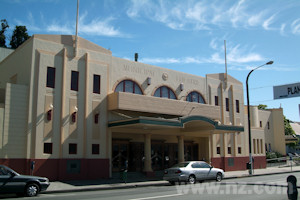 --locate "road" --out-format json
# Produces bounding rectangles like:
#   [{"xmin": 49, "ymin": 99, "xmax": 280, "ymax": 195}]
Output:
[{"xmin": 2, "ymin": 172, "xmax": 300, "ymax": 200}]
